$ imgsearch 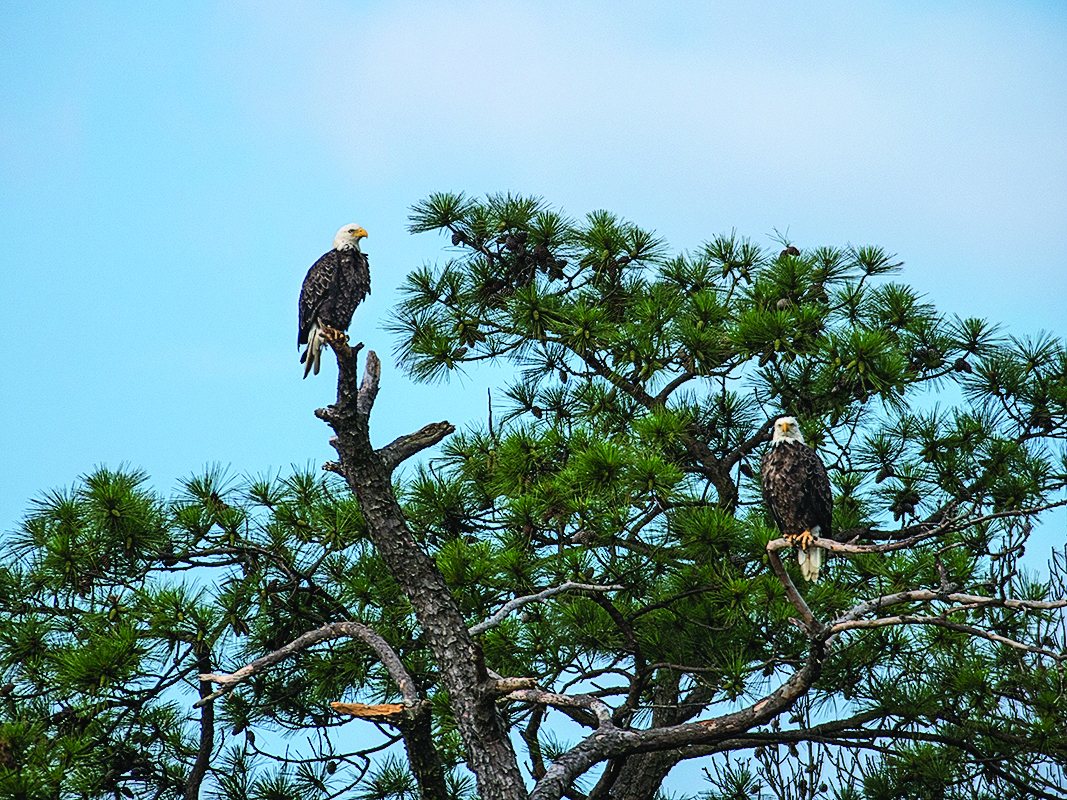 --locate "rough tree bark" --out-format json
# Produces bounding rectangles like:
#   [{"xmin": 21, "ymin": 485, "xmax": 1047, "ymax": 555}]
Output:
[{"xmin": 316, "ymin": 345, "xmax": 527, "ymax": 799}]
